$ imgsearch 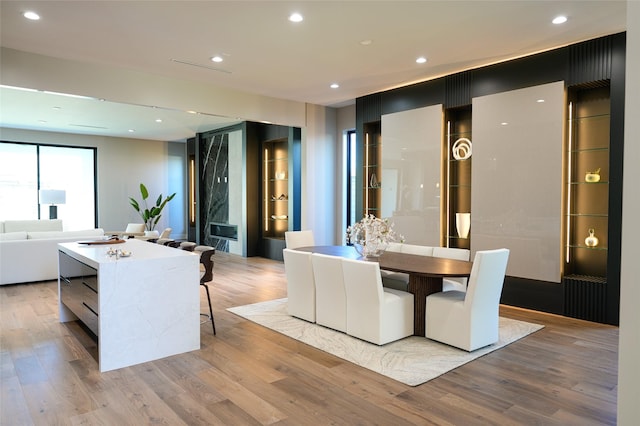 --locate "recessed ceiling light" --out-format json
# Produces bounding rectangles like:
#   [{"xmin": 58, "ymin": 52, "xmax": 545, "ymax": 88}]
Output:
[
  {"xmin": 360, "ymin": 39, "xmax": 372, "ymax": 46},
  {"xmin": 330, "ymin": 83, "xmax": 339, "ymax": 89},
  {"xmin": 128, "ymin": 129, "xmax": 135, "ymax": 133},
  {"xmin": 52, "ymin": 106, "xmax": 61, "ymax": 110},
  {"xmin": 501, "ymin": 122, "xmax": 509, "ymax": 126},
  {"xmin": 416, "ymin": 57, "xmax": 427, "ymax": 64},
  {"xmin": 552, "ymin": 16, "xmax": 567, "ymax": 24},
  {"xmin": 155, "ymin": 119, "xmax": 162, "ymax": 123},
  {"xmin": 289, "ymin": 12, "xmax": 303, "ymax": 23},
  {"xmin": 537, "ymin": 99, "xmax": 545, "ymax": 103},
  {"xmin": 210, "ymin": 56, "xmax": 223, "ymax": 63},
  {"xmin": 23, "ymin": 11, "xmax": 40, "ymax": 20}
]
